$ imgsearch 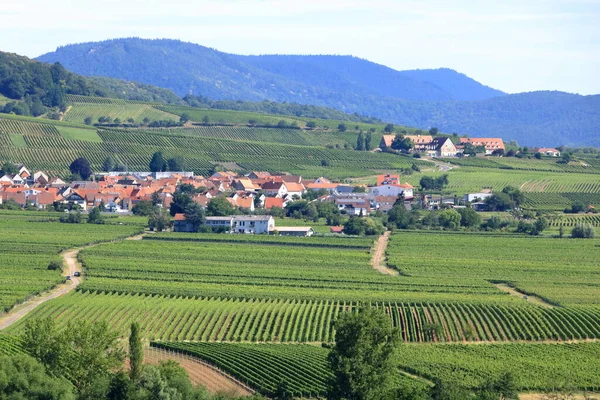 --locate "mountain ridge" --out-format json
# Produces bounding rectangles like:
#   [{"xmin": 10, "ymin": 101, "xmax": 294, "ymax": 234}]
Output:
[{"xmin": 35, "ymin": 38, "xmax": 600, "ymax": 146}]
